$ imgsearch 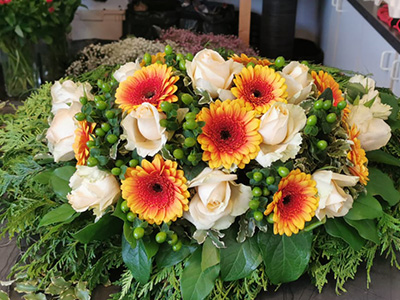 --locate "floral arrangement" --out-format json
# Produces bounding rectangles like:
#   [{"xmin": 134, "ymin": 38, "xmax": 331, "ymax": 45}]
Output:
[{"xmin": 1, "ymin": 44, "xmax": 400, "ymax": 300}]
